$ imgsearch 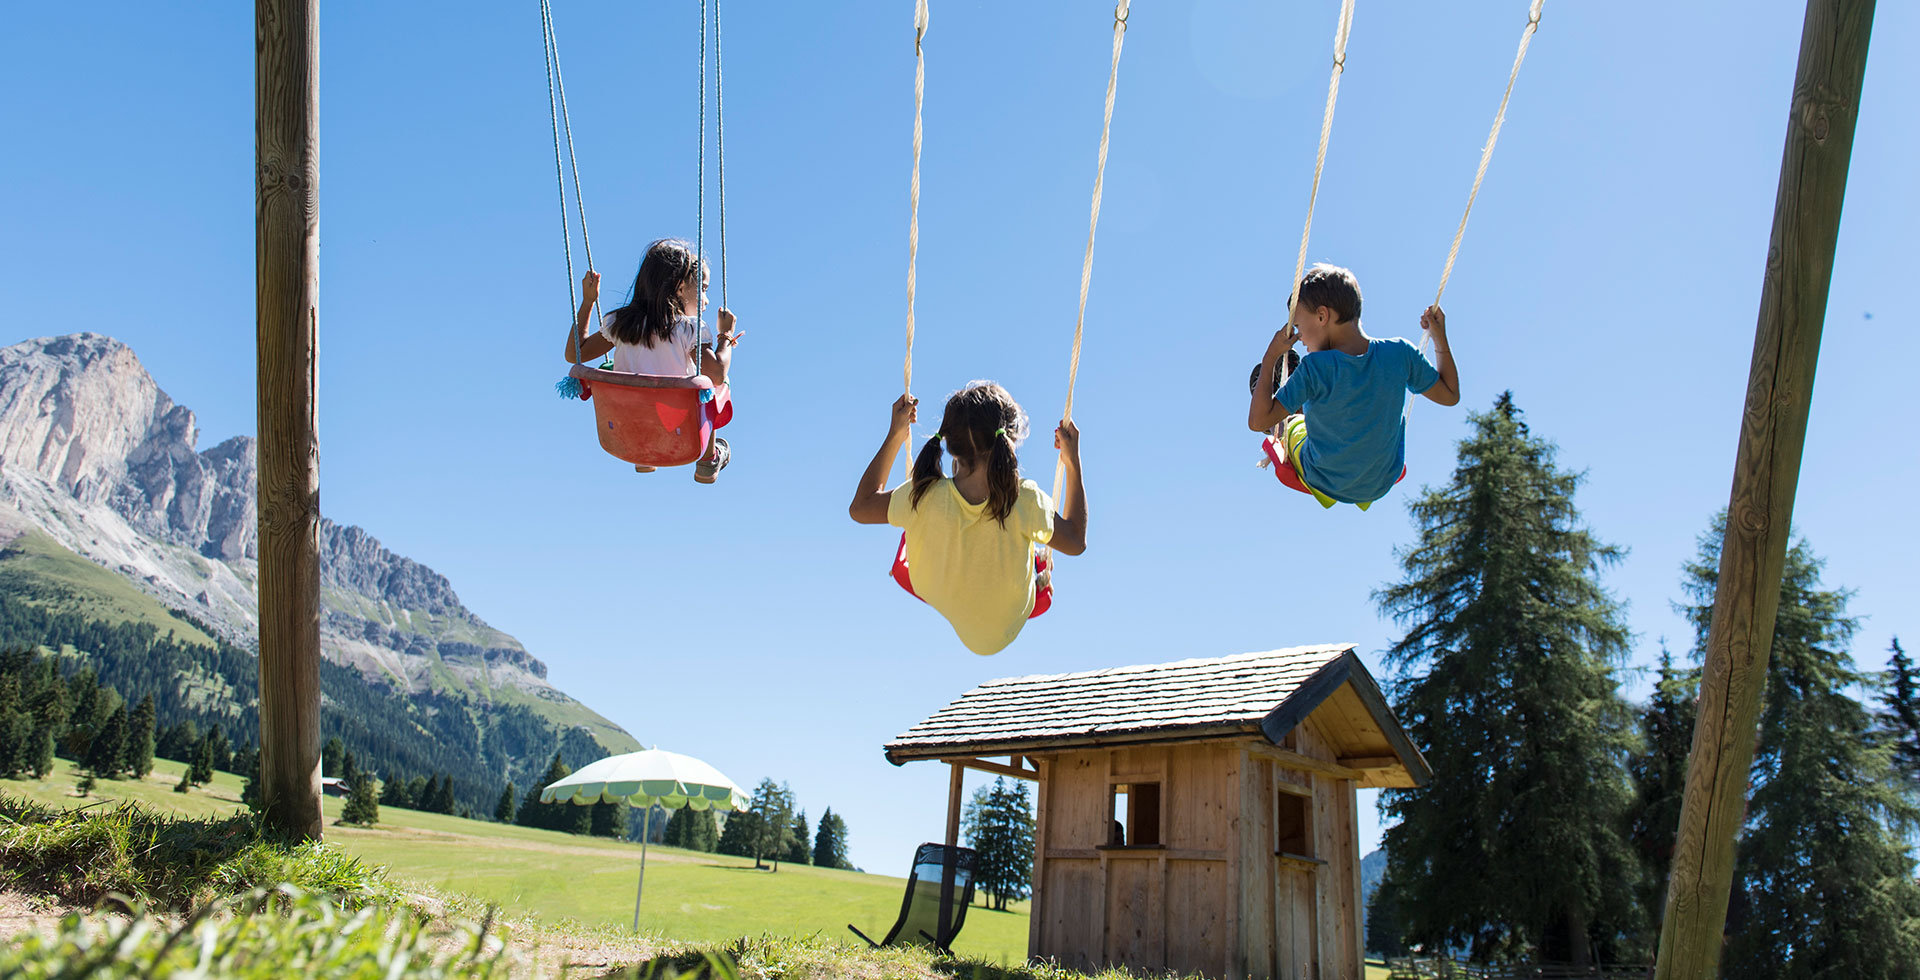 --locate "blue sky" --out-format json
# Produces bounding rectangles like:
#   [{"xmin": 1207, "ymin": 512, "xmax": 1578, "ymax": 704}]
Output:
[{"xmin": 2, "ymin": 1, "xmax": 1914, "ymax": 877}]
